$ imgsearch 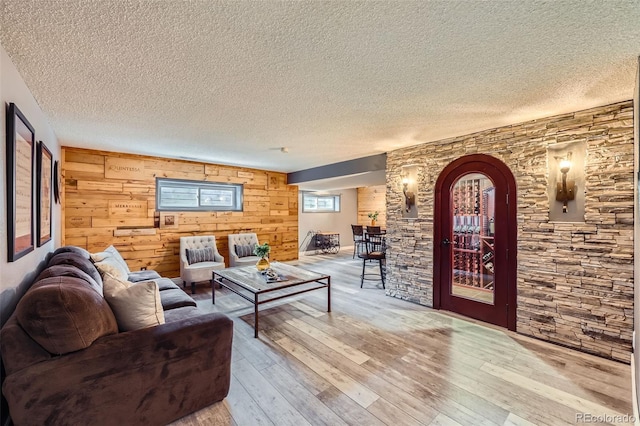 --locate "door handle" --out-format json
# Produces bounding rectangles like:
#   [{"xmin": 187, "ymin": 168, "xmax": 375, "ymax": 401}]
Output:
[{"xmin": 442, "ymin": 238, "xmax": 453, "ymax": 246}]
